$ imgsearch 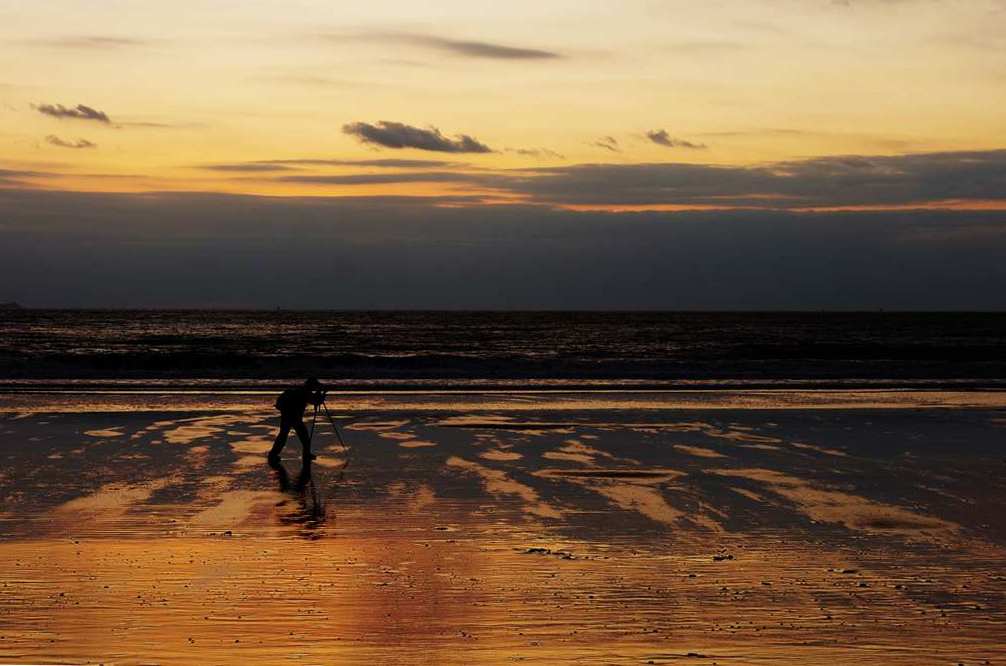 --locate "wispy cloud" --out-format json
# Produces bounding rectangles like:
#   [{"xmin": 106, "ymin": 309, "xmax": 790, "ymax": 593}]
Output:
[
  {"xmin": 28, "ymin": 36, "xmax": 148, "ymax": 49},
  {"xmin": 331, "ymin": 32, "xmax": 561, "ymax": 60},
  {"xmin": 34, "ymin": 103, "xmax": 111, "ymax": 124},
  {"xmin": 251, "ymin": 74, "xmax": 373, "ymax": 89},
  {"xmin": 508, "ymin": 147, "xmax": 565, "ymax": 160},
  {"xmin": 646, "ymin": 130, "xmax": 706, "ymax": 149},
  {"xmin": 260, "ymin": 158, "xmax": 462, "ymax": 168},
  {"xmin": 275, "ymin": 172, "xmax": 489, "ymax": 185},
  {"xmin": 697, "ymin": 128, "xmax": 810, "ymax": 138},
  {"xmin": 0, "ymin": 168, "xmax": 45, "ymax": 185},
  {"xmin": 198, "ymin": 163, "xmax": 297, "ymax": 173},
  {"xmin": 119, "ymin": 120, "xmax": 202, "ymax": 129},
  {"xmin": 593, "ymin": 136, "xmax": 620, "ymax": 152},
  {"xmin": 196, "ymin": 158, "xmax": 464, "ymax": 172},
  {"xmin": 45, "ymin": 135, "xmax": 97, "ymax": 150},
  {"xmin": 695, "ymin": 127, "xmax": 915, "ymax": 151},
  {"xmin": 664, "ymin": 40, "xmax": 749, "ymax": 54},
  {"xmin": 343, "ymin": 121, "xmax": 493, "ymax": 153}
]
